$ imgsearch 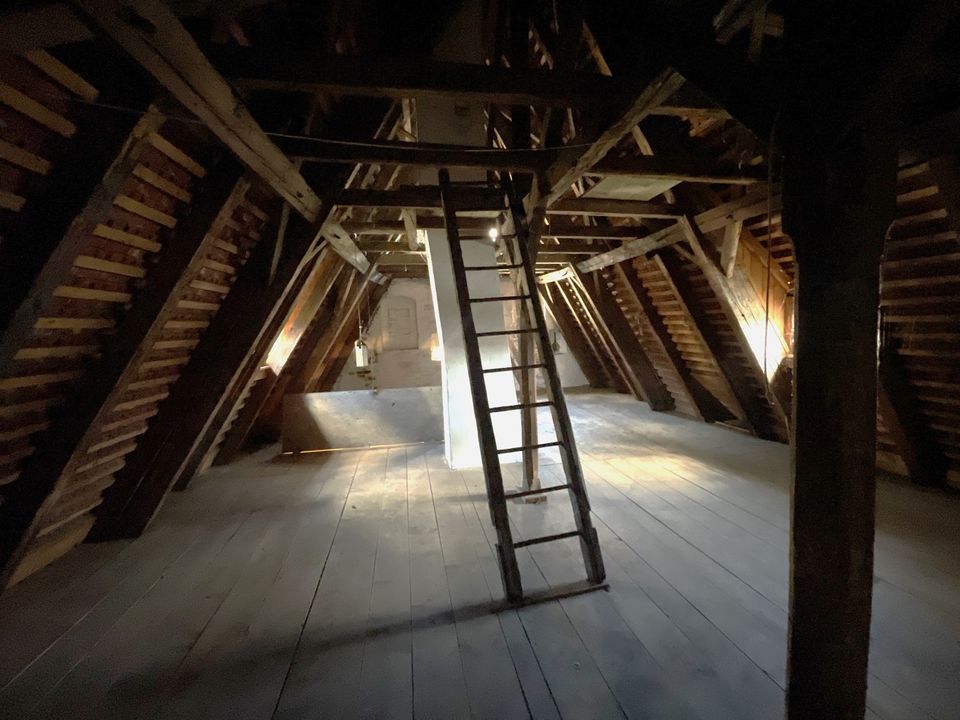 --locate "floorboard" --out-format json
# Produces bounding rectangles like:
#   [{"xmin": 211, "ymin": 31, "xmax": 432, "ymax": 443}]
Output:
[{"xmin": 1, "ymin": 390, "xmax": 958, "ymax": 720}]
